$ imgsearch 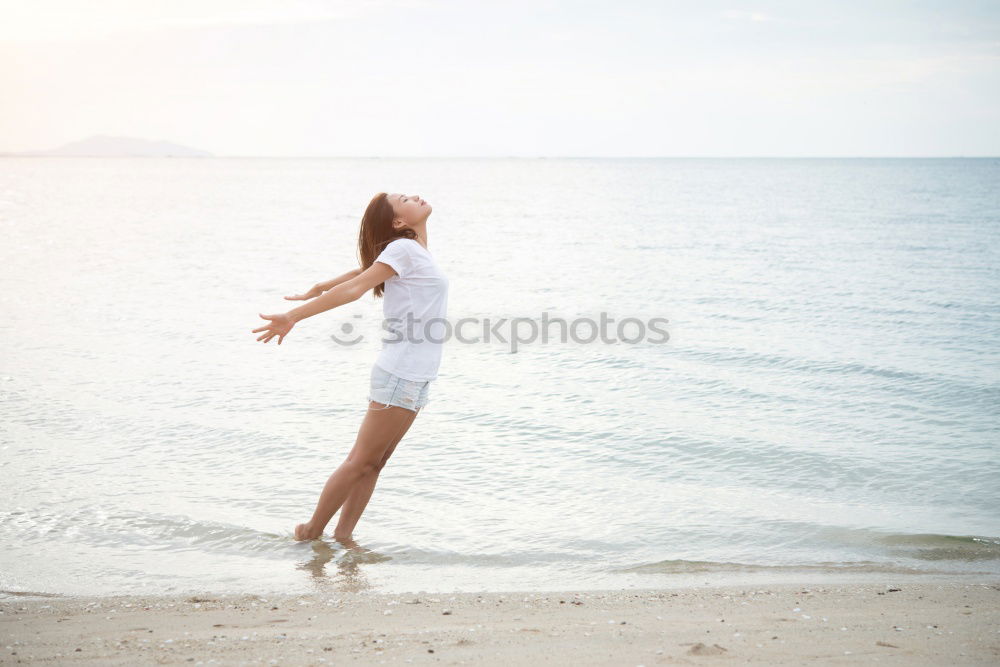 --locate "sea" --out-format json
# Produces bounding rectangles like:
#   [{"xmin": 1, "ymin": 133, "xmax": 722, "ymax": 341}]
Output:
[{"xmin": 1, "ymin": 156, "xmax": 998, "ymax": 598}]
